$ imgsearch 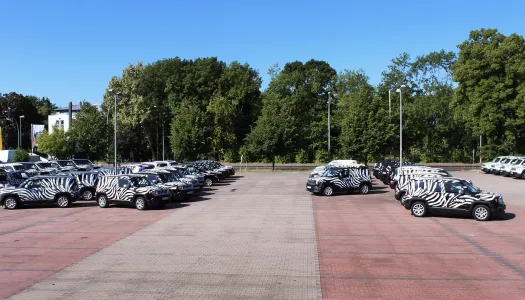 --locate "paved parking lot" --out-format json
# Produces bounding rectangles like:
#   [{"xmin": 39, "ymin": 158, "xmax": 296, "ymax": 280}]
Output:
[{"xmin": 1, "ymin": 170, "xmax": 524, "ymax": 299}]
